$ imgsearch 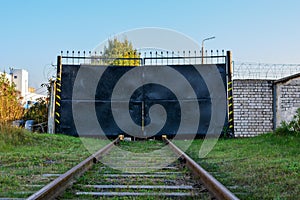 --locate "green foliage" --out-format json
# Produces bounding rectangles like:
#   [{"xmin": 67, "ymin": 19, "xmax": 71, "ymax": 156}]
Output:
[
  {"xmin": 0, "ymin": 126, "xmax": 109, "ymax": 198},
  {"xmin": 0, "ymin": 125, "xmax": 109, "ymax": 198},
  {"xmin": 0, "ymin": 123, "xmax": 33, "ymax": 149},
  {"xmin": 101, "ymin": 38, "xmax": 140, "ymax": 66},
  {"xmin": 23, "ymin": 98, "xmax": 47, "ymax": 123},
  {"xmin": 289, "ymin": 108, "xmax": 300, "ymax": 132},
  {"xmin": 0, "ymin": 73, "xmax": 24, "ymax": 122},
  {"xmin": 174, "ymin": 134, "xmax": 300, "ymax": 199},
  {"xmin": 275, "ymin": 108, "xmax": 300, "ymax": 136},
  {"xmin": 222, "ymin": 125, "xmax": 234, "ymax": 138}
]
